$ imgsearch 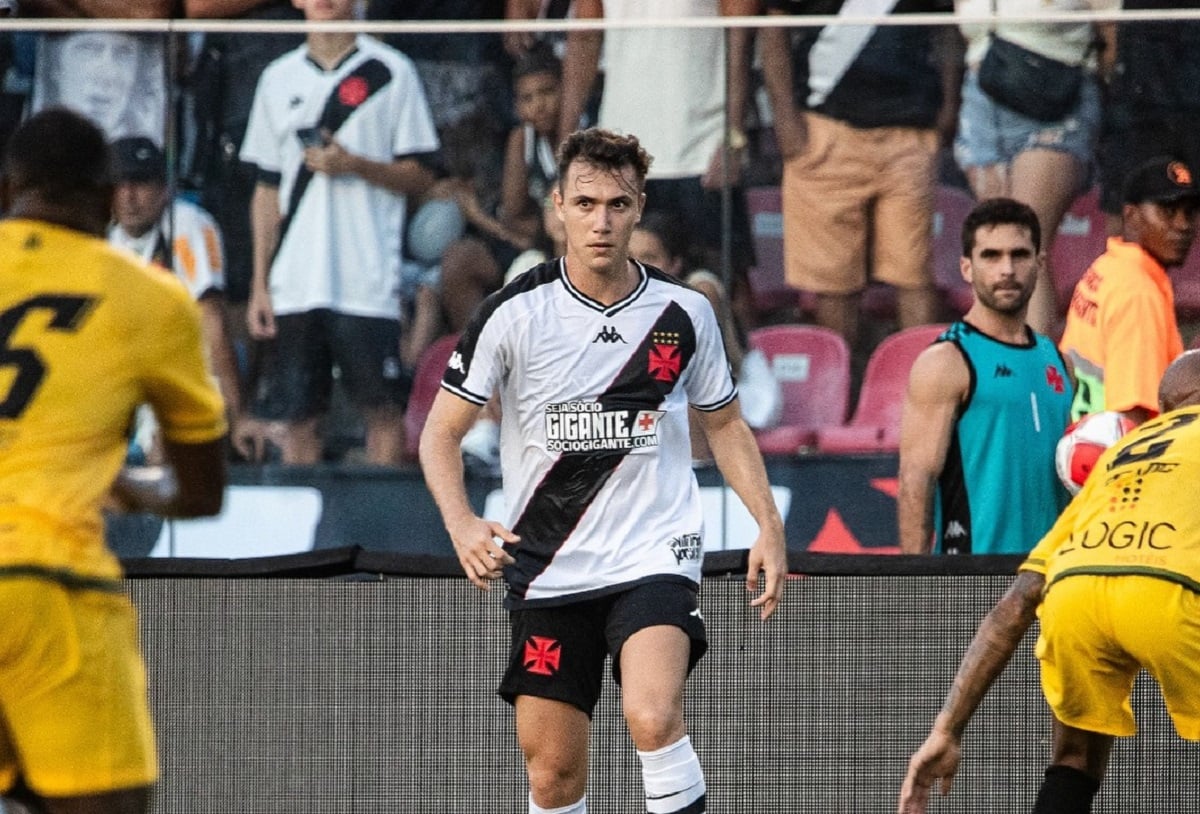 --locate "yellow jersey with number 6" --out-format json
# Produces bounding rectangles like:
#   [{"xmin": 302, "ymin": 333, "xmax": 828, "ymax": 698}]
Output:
[
  {"xmin": 0, "ymin": 219, "xmax": 226, "ymax": 585},
  {"xmin": 1022, "ymin": 405, "xmax": 1200, "ymax": 593}
]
